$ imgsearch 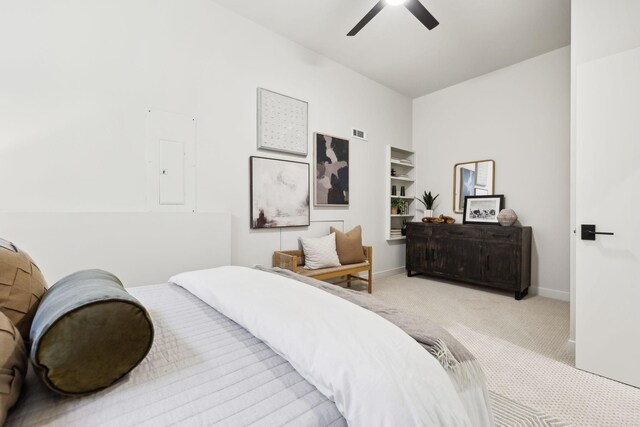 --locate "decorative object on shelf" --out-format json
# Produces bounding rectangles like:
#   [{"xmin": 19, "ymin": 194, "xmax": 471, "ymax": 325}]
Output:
[
  {"xmin": 401, "ymin": 220, "xmax": 408, "ymax": 236},
  {"xmin": 497, "ymin": 209, "xmax": 518, "ymax": 227},
  {"xmin": 257, "ymin": 88, "xmax": 308, "ymax": 156},
  {"xmin": 417, "ymin": 191, "xmax": 439, "ymax": 219},
  {"xmin": 391, "ymin": 185, "xmax": 397, "ymax": 196},
  {"xmin": 250, "ymin": 156, "xmax": 310, "ymax": 229},
  {"xmin": 314, "ymin": 133, "xmax": 349, "ymax": 206},
  {"xmin": 391, "ymin": 168, "xmax": 397, "ymax": 177},
  {"xmin": 453, "ymin": 160, "xmax": 495, "ymax": 213},
  {"xmin": 391, "ymin": 198, "xmax": 405, "ymax": 215},
  {"xmin": 422, "ymin": 215, "xmax": 456, "ymax": 224},
  {"xmin": 400, "ymin": 186, "xmax": 405, "ymax": 197},
  {"xmin": 463, "ymin": 195, "xmax": 505, "ymax": 225}
]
